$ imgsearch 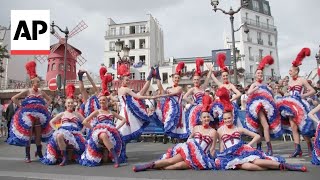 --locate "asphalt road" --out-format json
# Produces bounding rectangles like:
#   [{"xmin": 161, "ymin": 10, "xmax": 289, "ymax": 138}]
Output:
[{"xmin": 0, "ymin": 137, "xmax": 318, "ymax": 180}]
